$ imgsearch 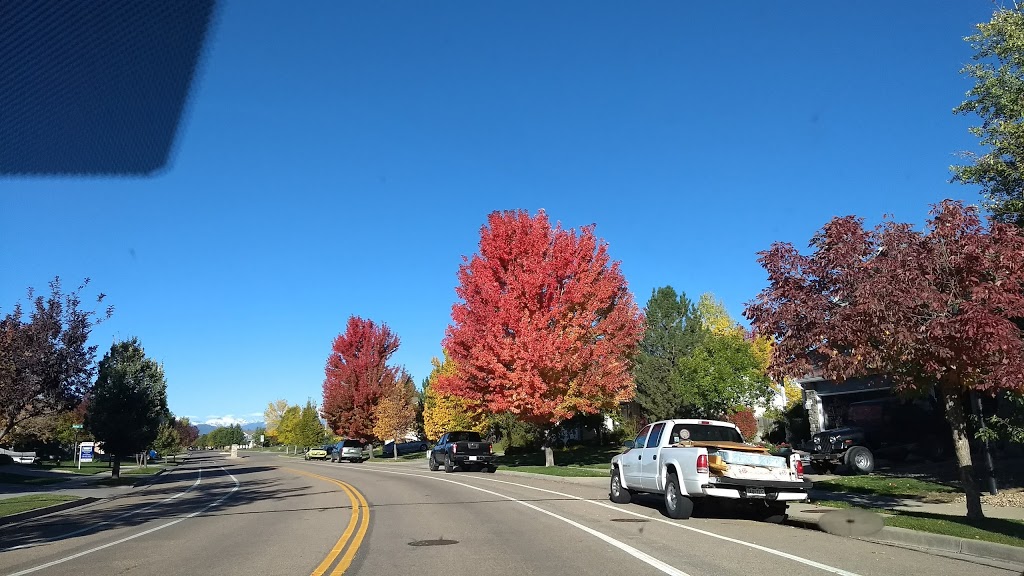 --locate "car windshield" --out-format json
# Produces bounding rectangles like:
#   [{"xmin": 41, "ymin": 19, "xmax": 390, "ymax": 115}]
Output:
[
  {"xmin": 669, "ymin": 424, "xmax": 744, "ymax": 444},
  {"xmin": 447, "ymin": 432, "xmax": 482, "ymax": 443}
]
